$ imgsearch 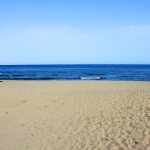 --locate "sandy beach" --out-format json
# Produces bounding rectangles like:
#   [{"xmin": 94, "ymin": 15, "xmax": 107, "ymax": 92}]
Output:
[{"xmin": 0, "ymin": 81, "xmax": 150, "ymax": 149}]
